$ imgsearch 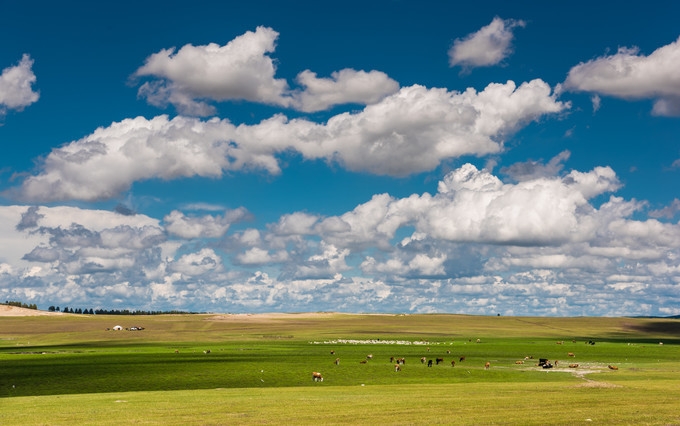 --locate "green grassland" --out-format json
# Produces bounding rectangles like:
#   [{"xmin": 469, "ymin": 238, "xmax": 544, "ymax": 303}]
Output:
[{"xmin": 1, "ymin": 313, "xmax": 680, "ymax": 425}]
